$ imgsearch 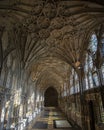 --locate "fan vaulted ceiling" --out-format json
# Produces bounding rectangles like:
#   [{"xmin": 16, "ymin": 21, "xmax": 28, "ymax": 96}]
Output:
[{"xmin": 0, "ymin": 0, "xmax": 104, "ymax": 91}]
